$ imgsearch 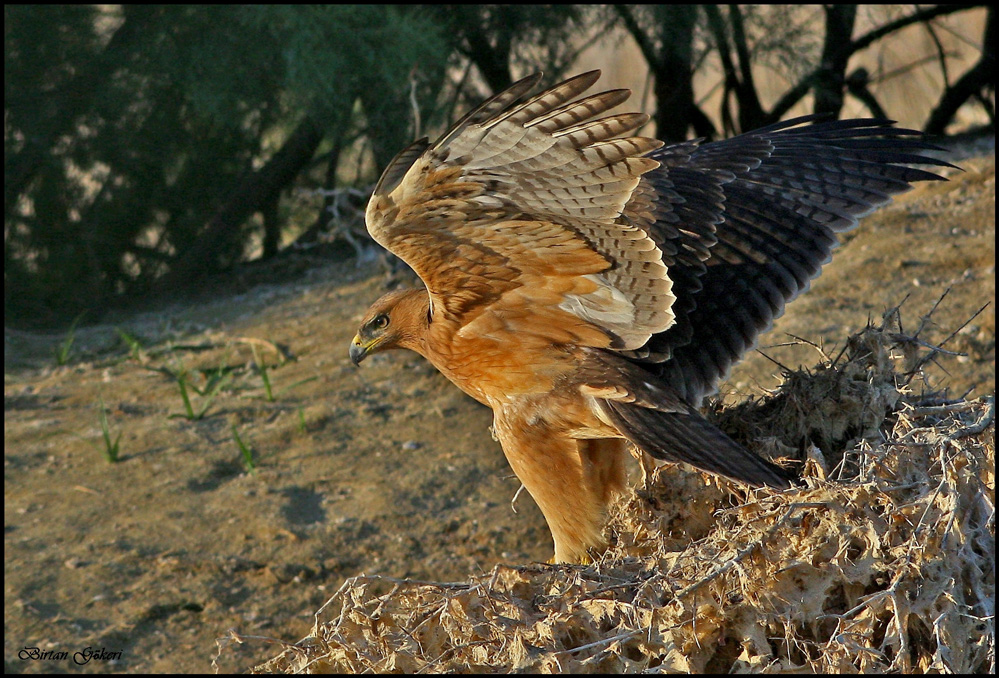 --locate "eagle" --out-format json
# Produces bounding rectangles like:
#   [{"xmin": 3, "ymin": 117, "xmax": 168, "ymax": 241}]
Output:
[{"xmin": 348, "ymin": 71, "xmax": 949, "ymax": 563}]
